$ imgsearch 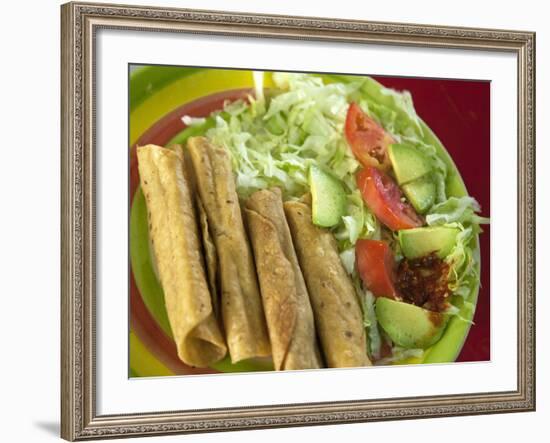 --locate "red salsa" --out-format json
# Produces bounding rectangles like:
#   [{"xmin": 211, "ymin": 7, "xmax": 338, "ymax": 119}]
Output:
[{"xmin": 395, "ymin": 252, "xmax": 450, "ymax": 313}]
